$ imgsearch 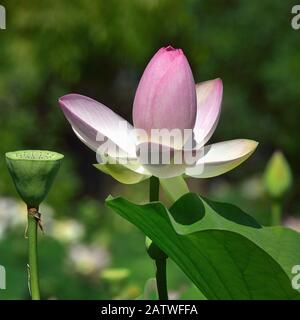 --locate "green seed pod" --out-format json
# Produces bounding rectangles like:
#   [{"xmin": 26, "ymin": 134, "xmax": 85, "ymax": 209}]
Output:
[
  {"xmin": 5, "ymin": 150, "xmax": 64, "ymax": 207},
  {"xmin": 263, "ymin": 150, "xmax": 293, "ymax": 200}
]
